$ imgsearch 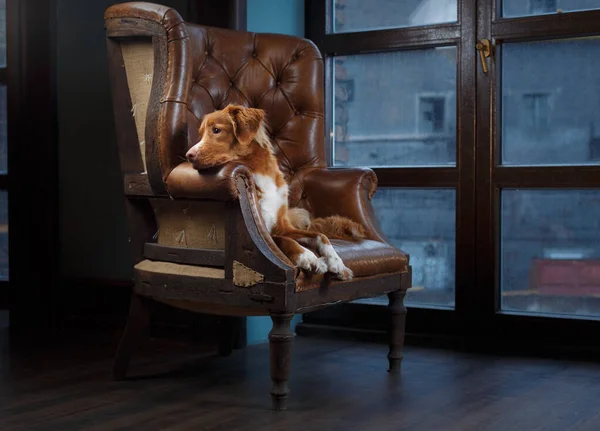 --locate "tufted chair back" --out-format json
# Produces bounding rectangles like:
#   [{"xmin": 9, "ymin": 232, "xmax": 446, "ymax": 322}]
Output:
[
  {"xmin": 185, "ymin": 25, "xmax": 326, "ymax": 207},
  {"xmin": 181, "ymin": 25, "xmax": 326, "ymax": 206},
  {"xmin": 105, "ymin": 2, "xmax": 325, "ymax": 209}
]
